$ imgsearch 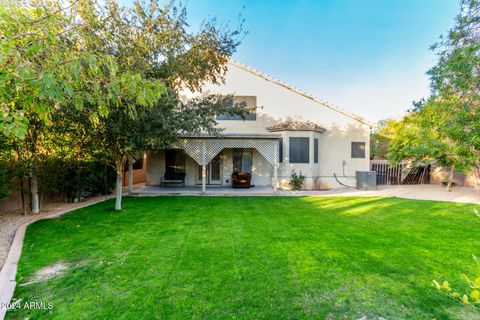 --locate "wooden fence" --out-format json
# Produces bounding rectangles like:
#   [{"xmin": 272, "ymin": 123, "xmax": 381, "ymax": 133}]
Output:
[
  {"xmin": 370, "ymin": 161, "xmax": 403, "ymax": 185},
  {"xmin": 370, "ymin": 160, "xmax": 431, "ymax": 185},
  {"xmin": 401, "ymin": 165, "xmax": 431, "ymax": 185}
]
